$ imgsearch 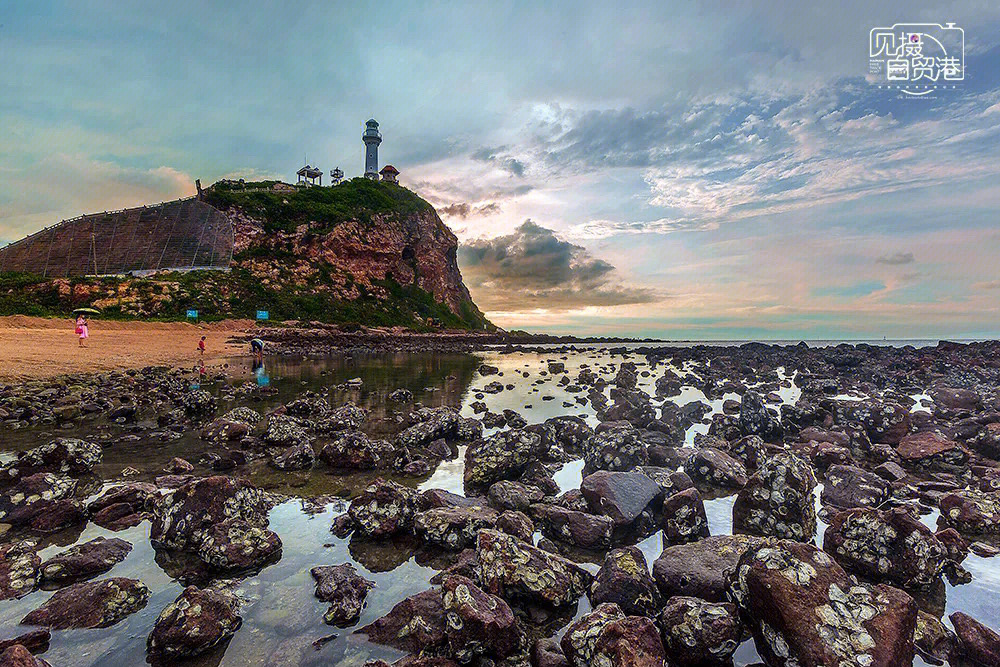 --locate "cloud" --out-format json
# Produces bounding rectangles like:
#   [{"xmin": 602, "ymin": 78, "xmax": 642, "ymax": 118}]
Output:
[
  {"xmin": 974, "ymin": 280, "xmax": 1000, "ymax": 289},
  {"xmin": 876, "ymin": 252, "xmax": 915, "ymax": 265},
  {"xmin": 458, "ymin": 220, "xmax": 657, "ymax": 312},
  {"xmin": 438, "ymin": 202, "xmax": 502, "ymax": 218},
  {"xmin": 471, "ymin": 146, "xmax": 527, "ymax": 177}
]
